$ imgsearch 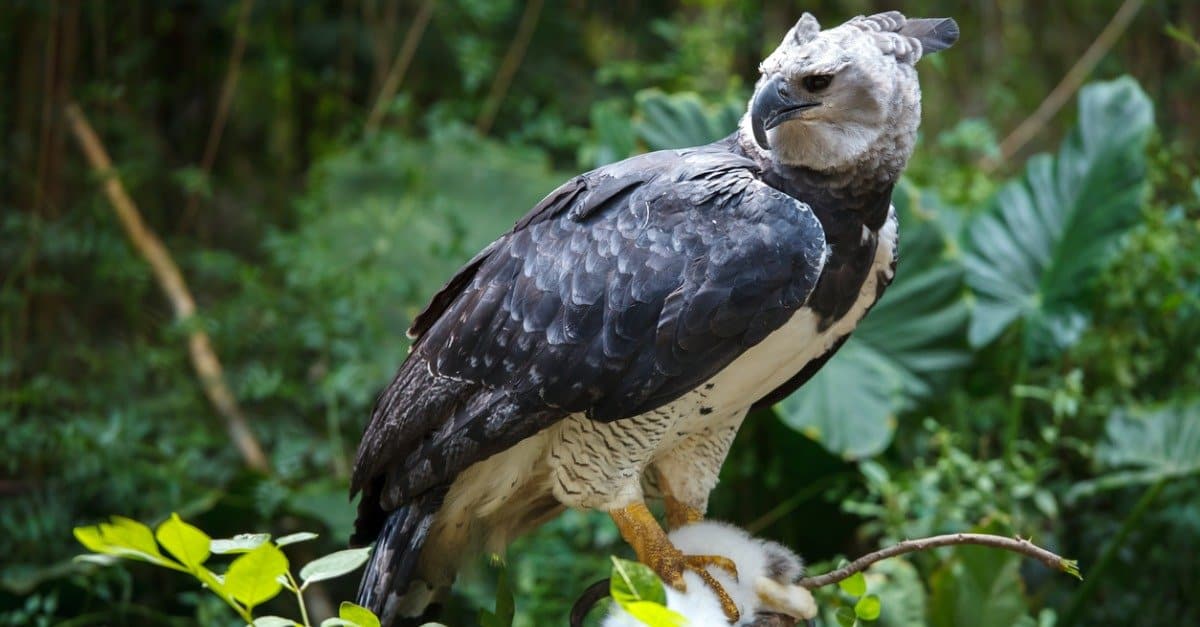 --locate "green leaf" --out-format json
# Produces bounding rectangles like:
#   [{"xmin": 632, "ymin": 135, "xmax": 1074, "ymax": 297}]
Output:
[
  {"xmin": 252, "ymin": 617, "xmax": 299, "ymax": 627},
  {"xmin": 964, "ymin": 77, "xmax": 1154, "ymax": 356},
  {"xmin": 610, "ymin": 556, "xmax": 667, "ymax": 608},
  {"xmin": 479, "ymin": 567, "xmax": 514, "ymax": 627},
  {"xmin": 155, "ymin": 513, "xmax": 211, "ymax": 570},
  {"xmin": 102, "ymin": 517, "xmax": 164, "ymax": 559},
  {"xmin": 836, "ymin": 606, "xmax": 859, "ymax": 627},
  {"xmin": 224, "ymin": 542, "xmax": 289, "ymax": 610},
  {"xmin": 74, "ymin": 517, "xmax": 177, "ymax": 566},
  {"xmin": 1067, "ymin": 401, "xmax": 1200, "ymax": 502},
  {"xmin": 73, "ymin": 526, "xmax": 108, "ymax": 554},
  {"xmin": 866, "ymin": 559, "xmax": 926, "ymax": 627},
  {"xmin": 839, "ymin": 571, "xmax": 867, "ymax": 597},
  {"xmin": 299, "ymin": 547, "xmax": 372, "ymax": 586},
  {"xmin": 211, "ymin": 533, "xmax": 271, "ymax": 554},
  {"xmin": 275, "ymin": 532, "xmax": 319, "ymax": 547},
  {"xmin": 582, "ymin": 99, "xmax": 636, "ymax": 168},
  {"xmin": 856, "ymin": 594, "xmax": 882, "ymax": 621},
  {"xmin": 634, "ymin": 89, "xmax": 743, "ymax": 151},
  {"xmin": 778, "ymin": 183, "xmax": 970, "ymax": 458},
  {"xmin": 929, "ymin": 524, "xmax": 1034, "ymax": 627},
  {"xmin": 320, "ymin": 620, "xmax": 357, "ymax": 627},
  {"xmin": 625, "ymin": 600, "xmax": 689, "ymax": 627},
  {"xmin": 339, "ymin": 602, "xmax": 382, "ymax": 627}
]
